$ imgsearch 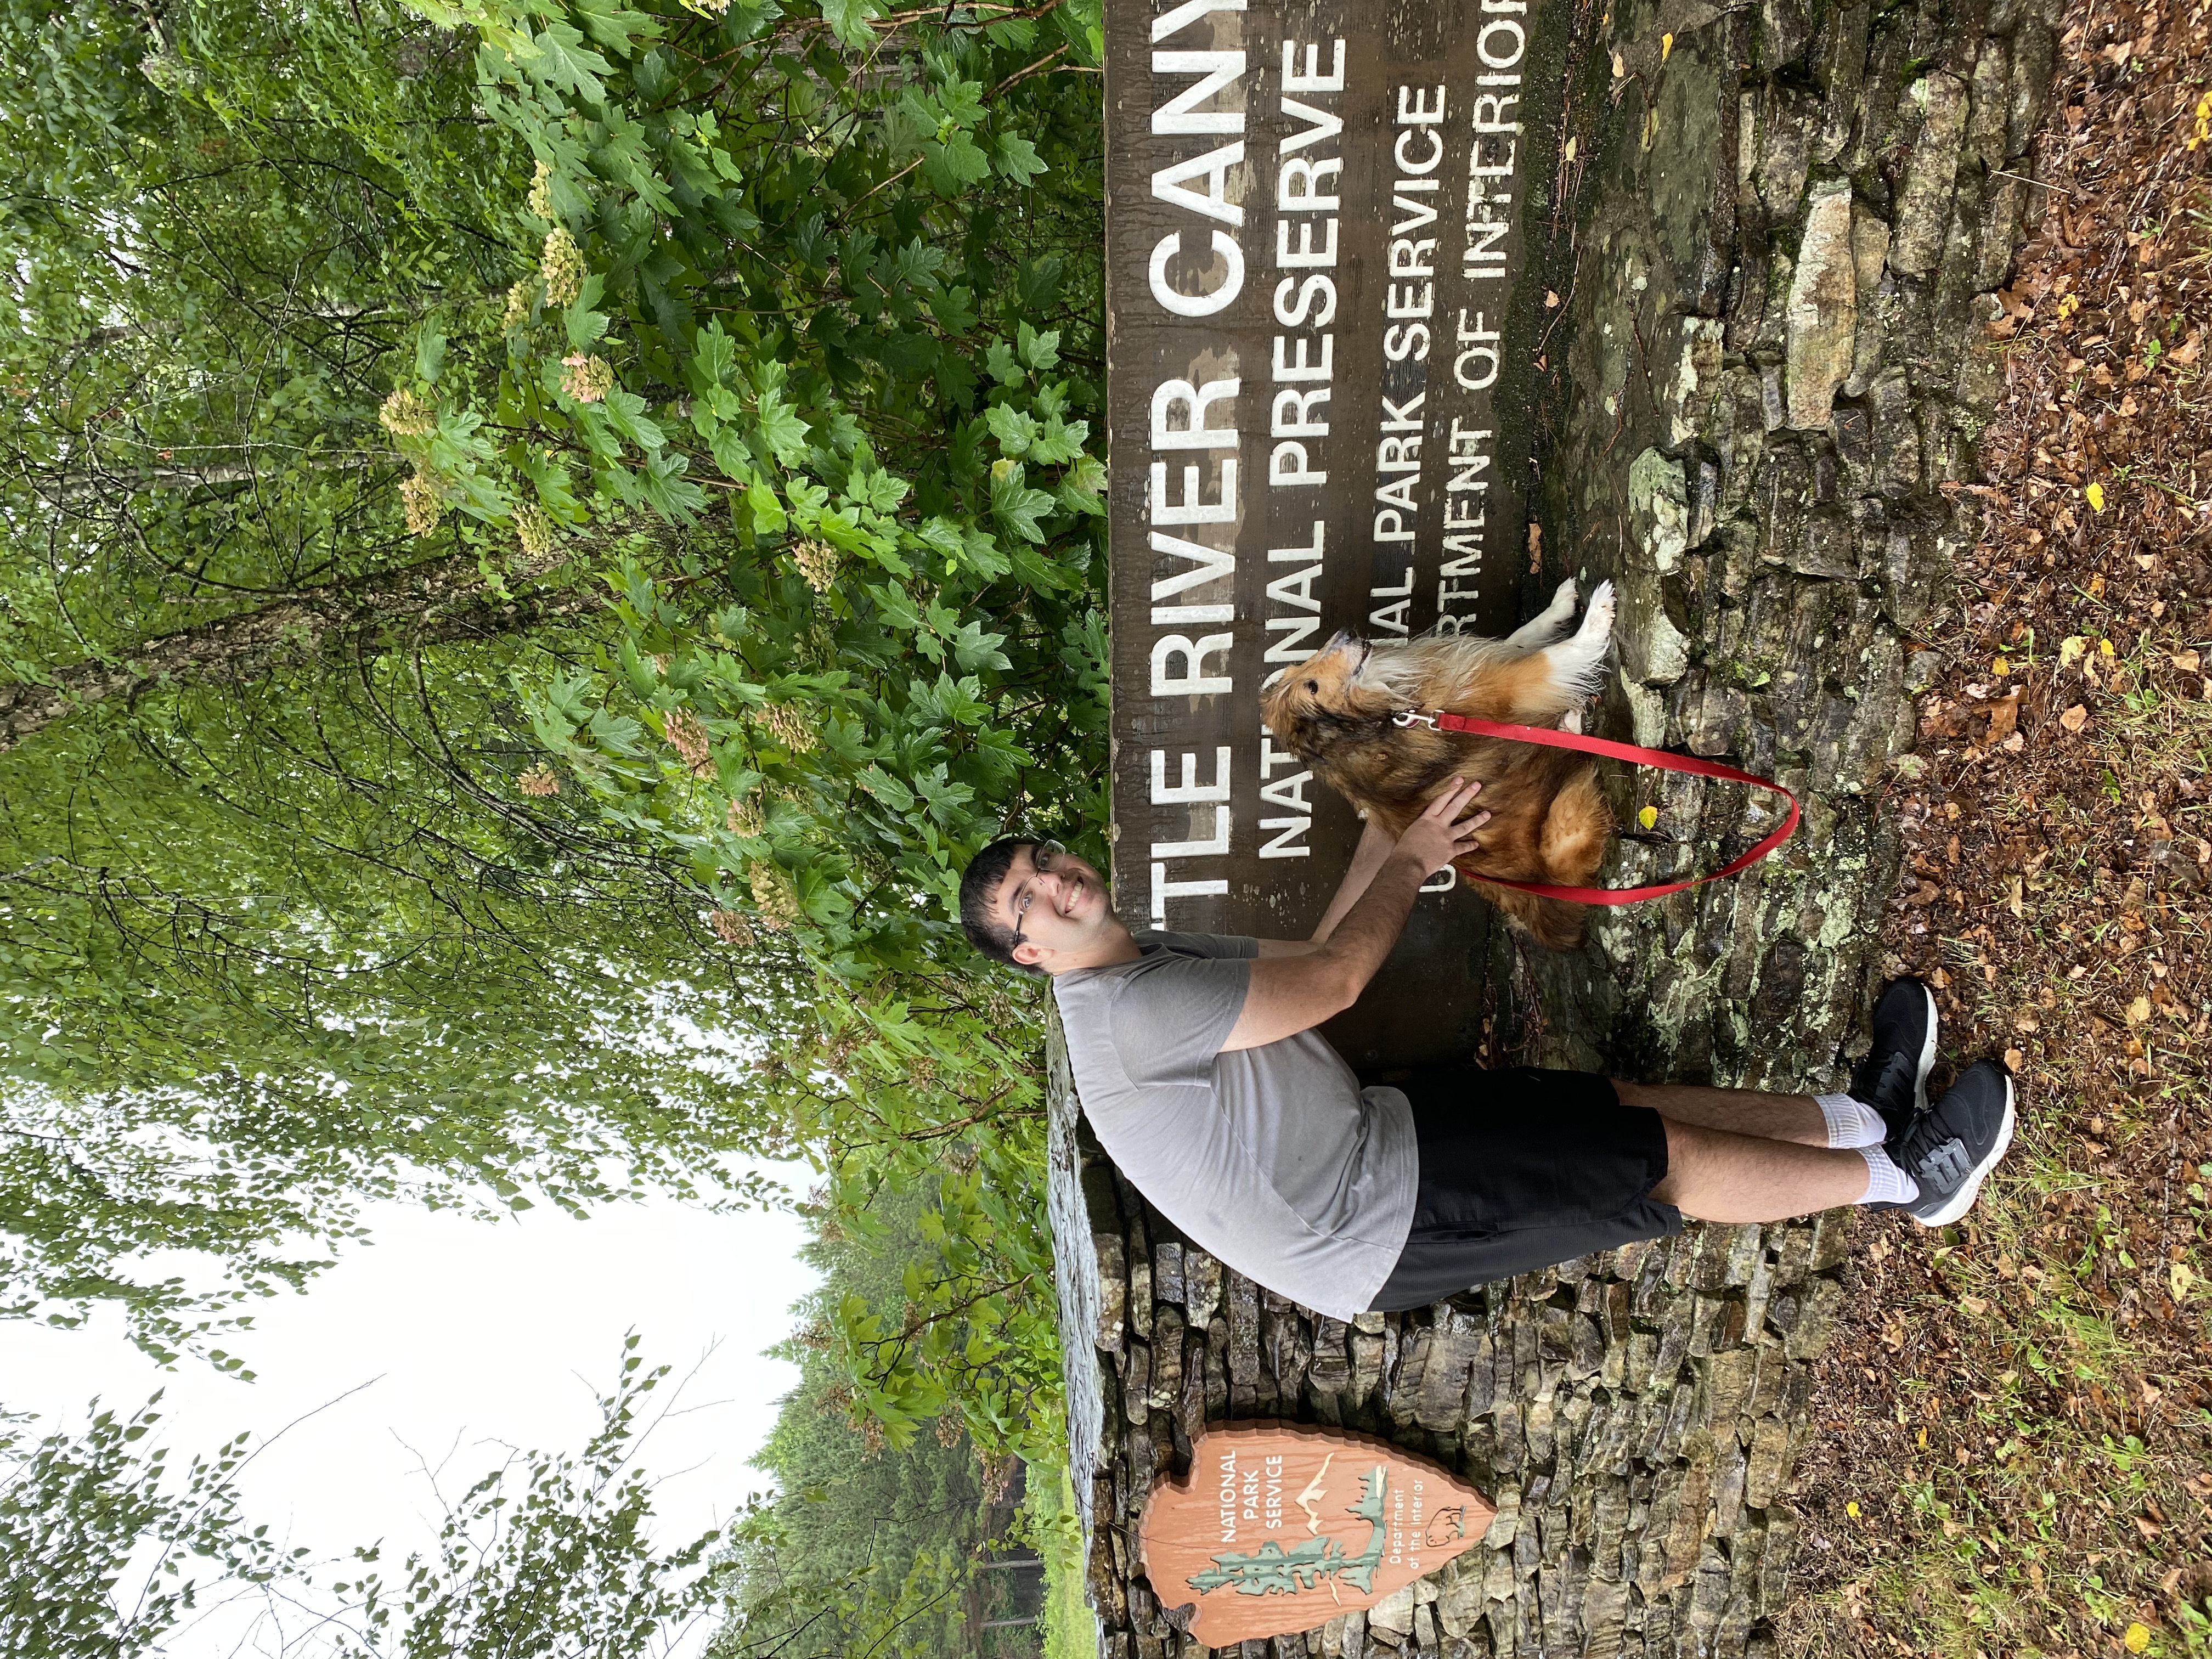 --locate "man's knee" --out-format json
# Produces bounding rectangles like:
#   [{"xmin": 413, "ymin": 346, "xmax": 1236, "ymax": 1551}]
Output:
[
  {"xmin": 1647, "ymin": 1117, "xmax": 1683, "ymax": 1204},
  {"xmin": 1645, "ymin": 1116, "xmax": 1723, "ymax": 1207}
]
